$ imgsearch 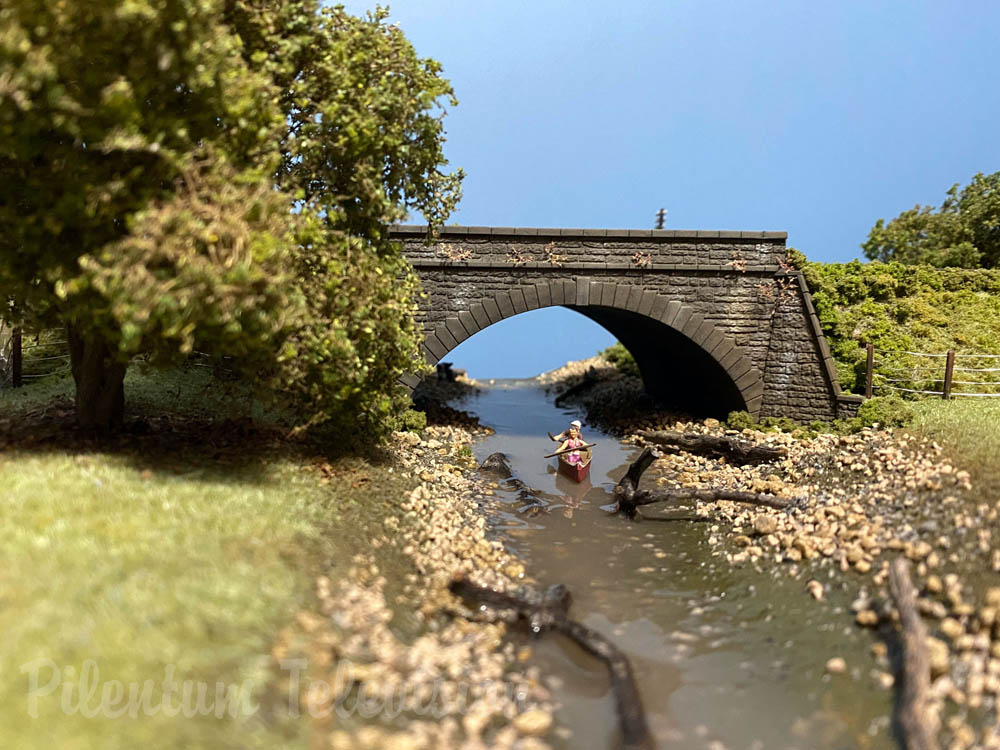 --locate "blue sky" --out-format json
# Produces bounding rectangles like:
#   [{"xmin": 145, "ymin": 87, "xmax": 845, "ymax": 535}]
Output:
[{"xmin": 343, "ymin": 0, "xmax": 1000, "ymax": 378}]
